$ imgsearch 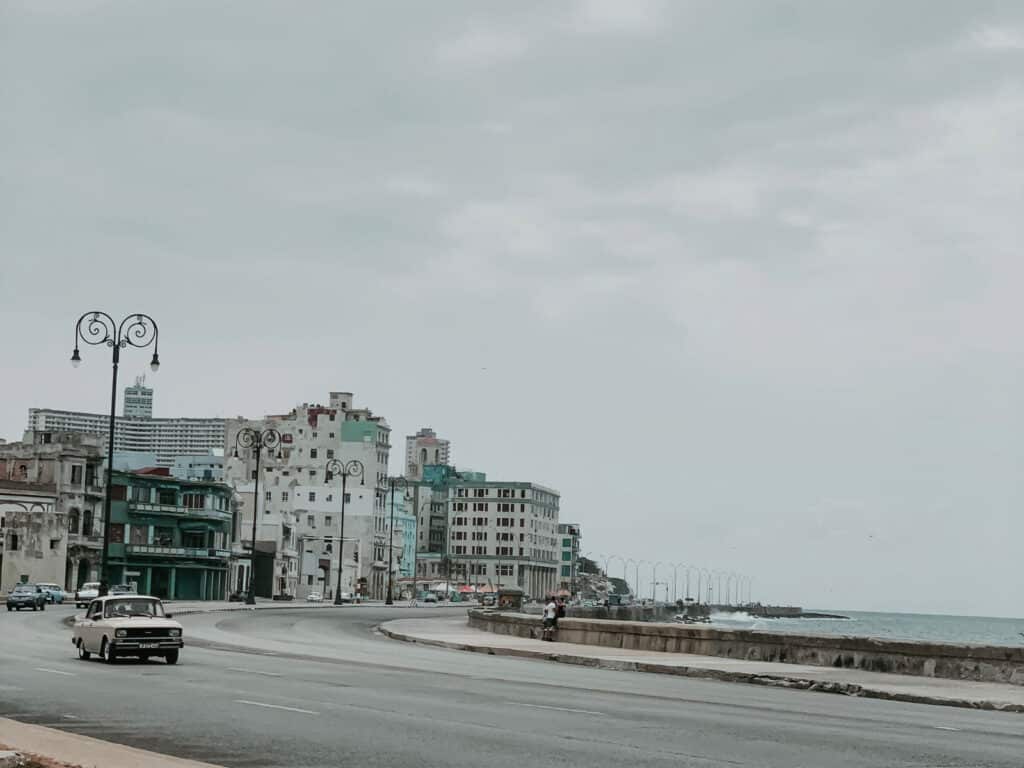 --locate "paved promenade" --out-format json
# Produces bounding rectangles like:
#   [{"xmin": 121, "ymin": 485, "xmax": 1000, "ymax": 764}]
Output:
[{"xmin": 381, "ymin": 616, "xmax": 1024, "ymax": 713}]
